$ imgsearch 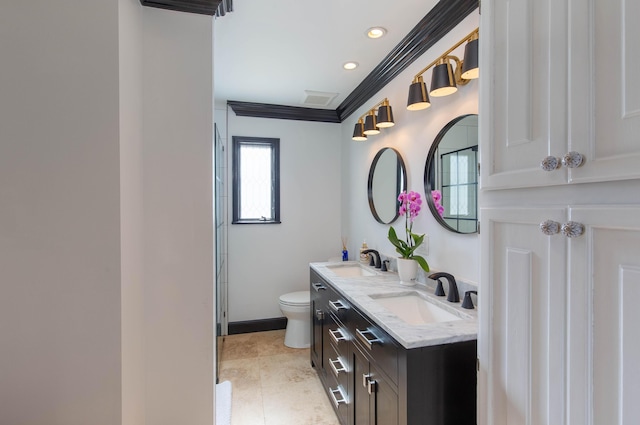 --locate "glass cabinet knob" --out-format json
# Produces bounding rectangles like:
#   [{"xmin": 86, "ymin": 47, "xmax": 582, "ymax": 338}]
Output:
[
  {"xmin": 540, "ymin": 156, "xmax": 561, "ymax": 171},
  {"xmin": 540, "ymin": 220, "xmax": 561, "ymax": 236},
  {"xmin": 561, "ymin": 151, "xmax": 585, "ymax": 168},
  {"xmin": 561, "ymin": 221, "xmax": 585, "ymax": 238}
]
